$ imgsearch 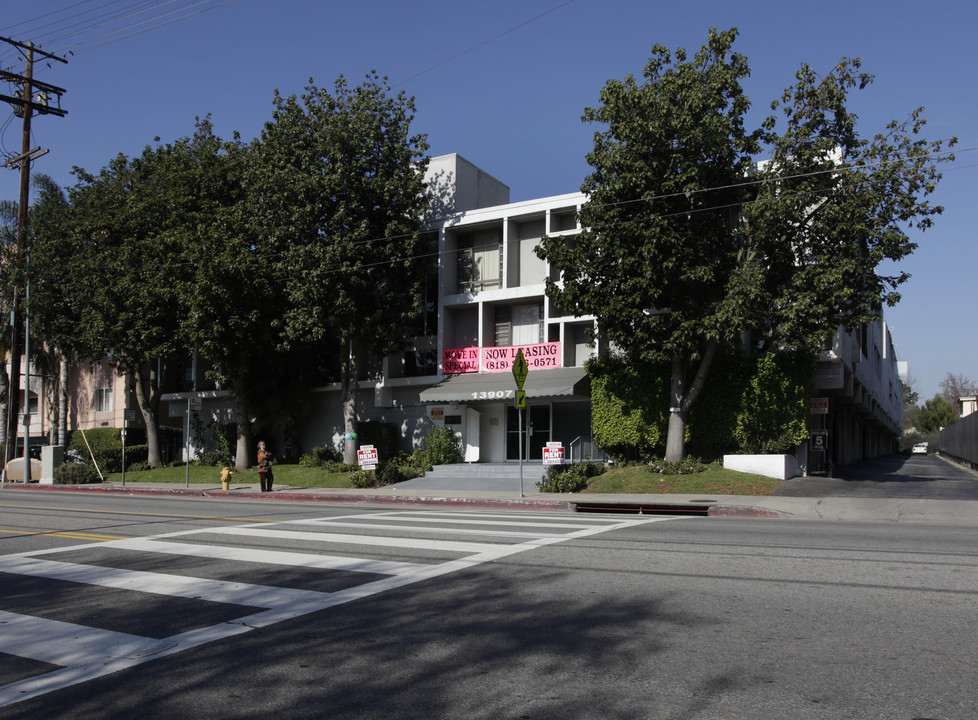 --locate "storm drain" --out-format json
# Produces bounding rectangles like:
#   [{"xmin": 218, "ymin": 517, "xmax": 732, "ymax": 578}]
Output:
[{"xmin": 572, "ymin": 502, "xmax": 714, "ymax": 516}]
